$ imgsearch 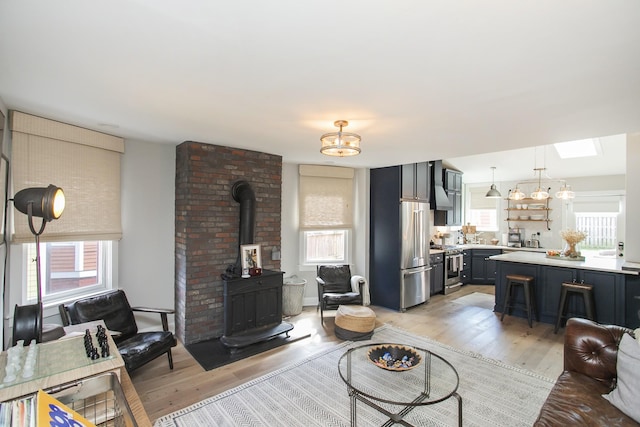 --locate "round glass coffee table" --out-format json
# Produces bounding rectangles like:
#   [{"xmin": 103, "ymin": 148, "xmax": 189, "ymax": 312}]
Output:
[{"xmin": 338, "ymin": 343, "xmax": 462, "ymax": 427}]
